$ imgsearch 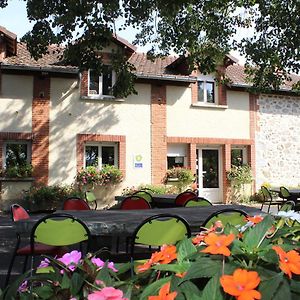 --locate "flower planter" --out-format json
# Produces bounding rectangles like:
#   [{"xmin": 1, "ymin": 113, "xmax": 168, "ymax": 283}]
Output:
[{"xmin": 0, "ymin": 177, "xmax": 34, "ymax": 211}]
